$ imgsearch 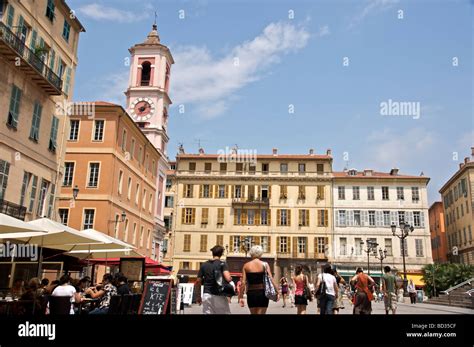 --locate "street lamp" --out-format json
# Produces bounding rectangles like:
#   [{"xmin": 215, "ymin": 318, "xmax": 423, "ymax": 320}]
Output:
[
  {"xmin": 391, "ymin": 222, "xmax": 414, "ymax": 296},
  {"xmin": 361, "ymin": 239, "xmax": 378, "ymax": 276},
  {"xmin": 120, "ymin": 211, "xmax": 127, "ymax": 223},
  {"xmin": 373, "ymin": 247, "xmax": 388, "ymax": 286},
  {"xmin": 72, "ymin": 185, "xmax": 79, "ymax": 200}
]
